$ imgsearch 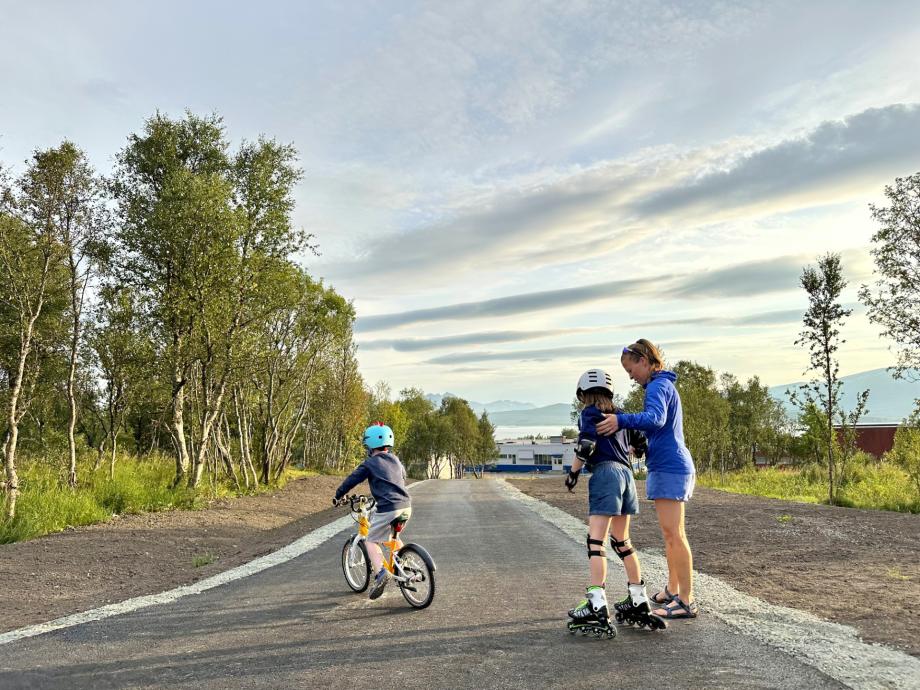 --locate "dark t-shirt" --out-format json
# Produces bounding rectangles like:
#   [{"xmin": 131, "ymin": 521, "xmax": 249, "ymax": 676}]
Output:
[{"xmin": 578, "ymin": 405, "xmax": 647, "ymax": 469}]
